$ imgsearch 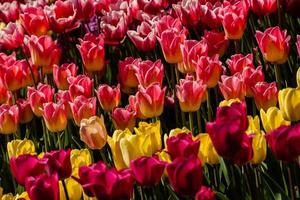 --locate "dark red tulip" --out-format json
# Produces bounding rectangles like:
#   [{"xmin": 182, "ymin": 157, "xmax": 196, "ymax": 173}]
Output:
[{"xmin": 195, "ymin": 186, "xmax": 216, "ymax": 200}]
